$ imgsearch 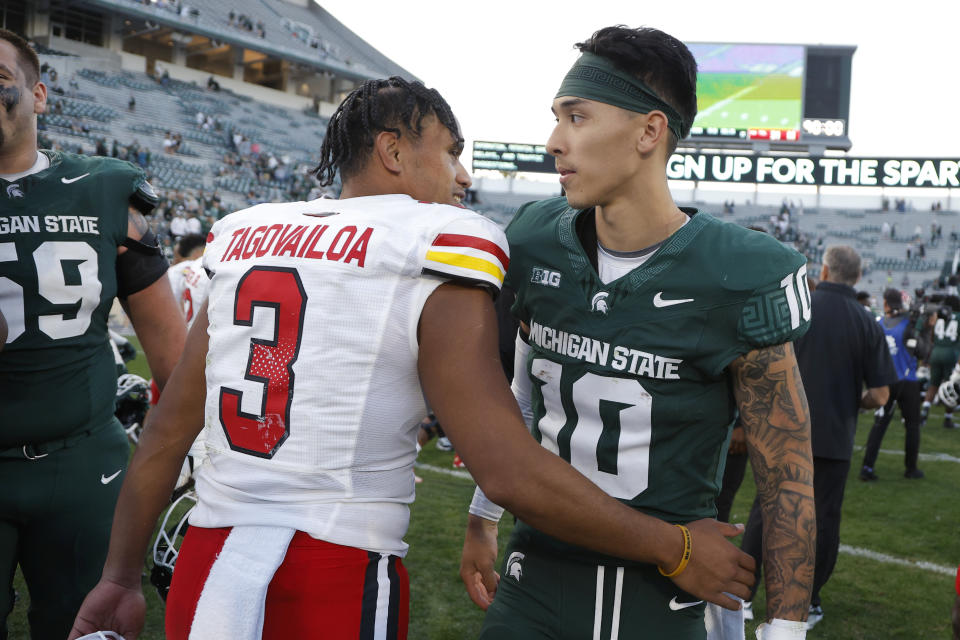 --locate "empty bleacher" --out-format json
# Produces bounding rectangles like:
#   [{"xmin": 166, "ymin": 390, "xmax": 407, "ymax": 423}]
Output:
[{"xmin": 41, "ymin": 58, "xmax": 329, "ymax": 207}]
